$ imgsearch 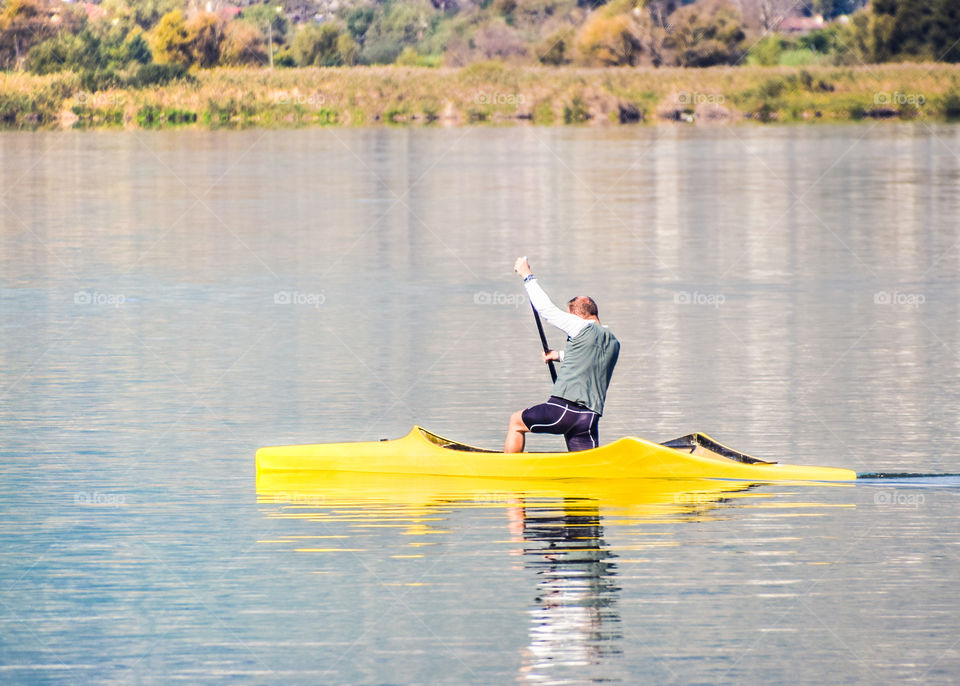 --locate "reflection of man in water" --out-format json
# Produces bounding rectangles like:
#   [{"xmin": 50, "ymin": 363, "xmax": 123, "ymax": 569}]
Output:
[{"xmin": 514, "ymin": 499, "xmax": 622, "ymax": 681}]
